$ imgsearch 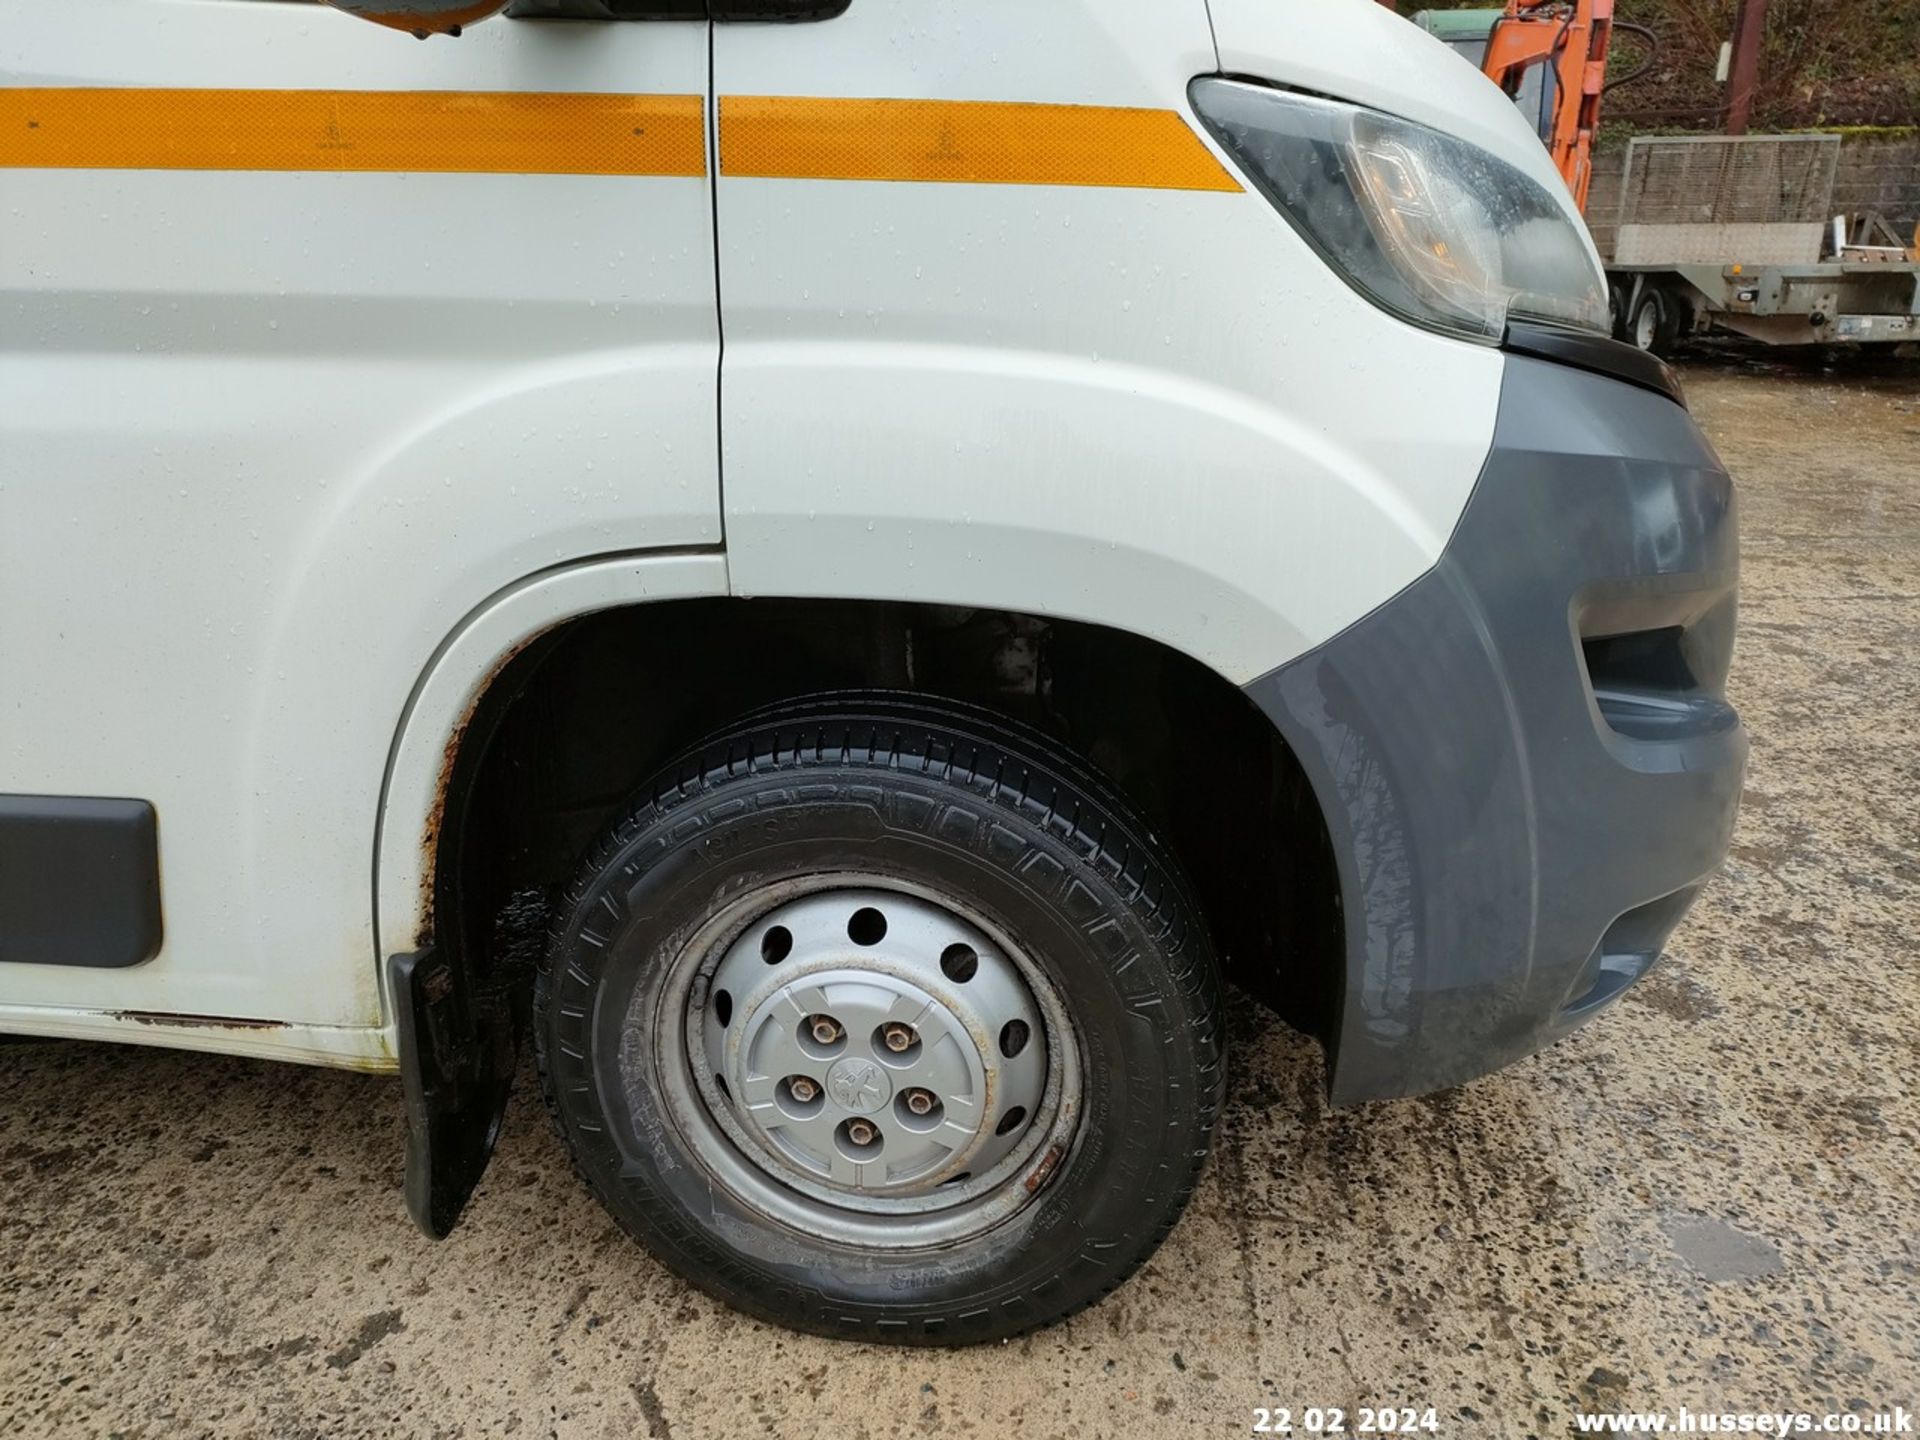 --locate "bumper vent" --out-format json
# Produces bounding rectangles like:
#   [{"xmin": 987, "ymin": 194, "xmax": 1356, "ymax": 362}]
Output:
[
  {"xmin": 1582, "ymin": 625, "xmax": 1740, "ymax": 743},
  {"xmin": 1560, "ymin": 885, "xmax": 1702, "ymax": 1023}
]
